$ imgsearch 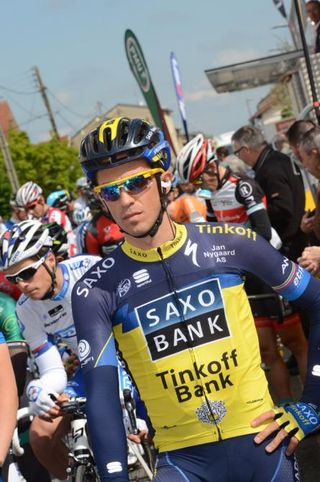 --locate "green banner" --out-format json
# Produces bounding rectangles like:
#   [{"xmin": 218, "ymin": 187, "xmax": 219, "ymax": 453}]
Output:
[{"xmin": 124, "ymin": 29, "xmax": 176, "ymax": 154}]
